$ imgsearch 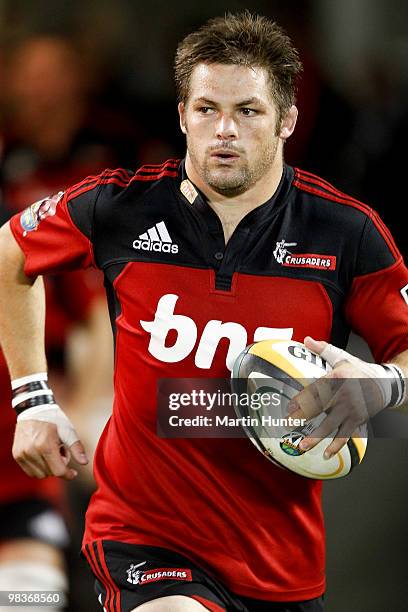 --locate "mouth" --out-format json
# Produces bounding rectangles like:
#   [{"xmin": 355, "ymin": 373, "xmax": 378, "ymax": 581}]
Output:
[{"xmin": 210, "ymin": 151, "xmax": 240, "ymax": 161}]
